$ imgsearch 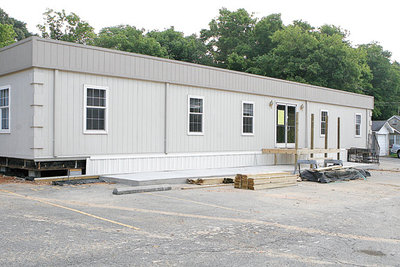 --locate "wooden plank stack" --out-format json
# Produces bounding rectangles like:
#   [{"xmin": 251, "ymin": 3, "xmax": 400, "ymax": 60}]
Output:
[
  {"xmin": 234, "ymin": 172, "xmax": 298, "ymax": 190},
  {"xmin": 187, "ymin": 177, "xmax": 234, "ymax": 185}
]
